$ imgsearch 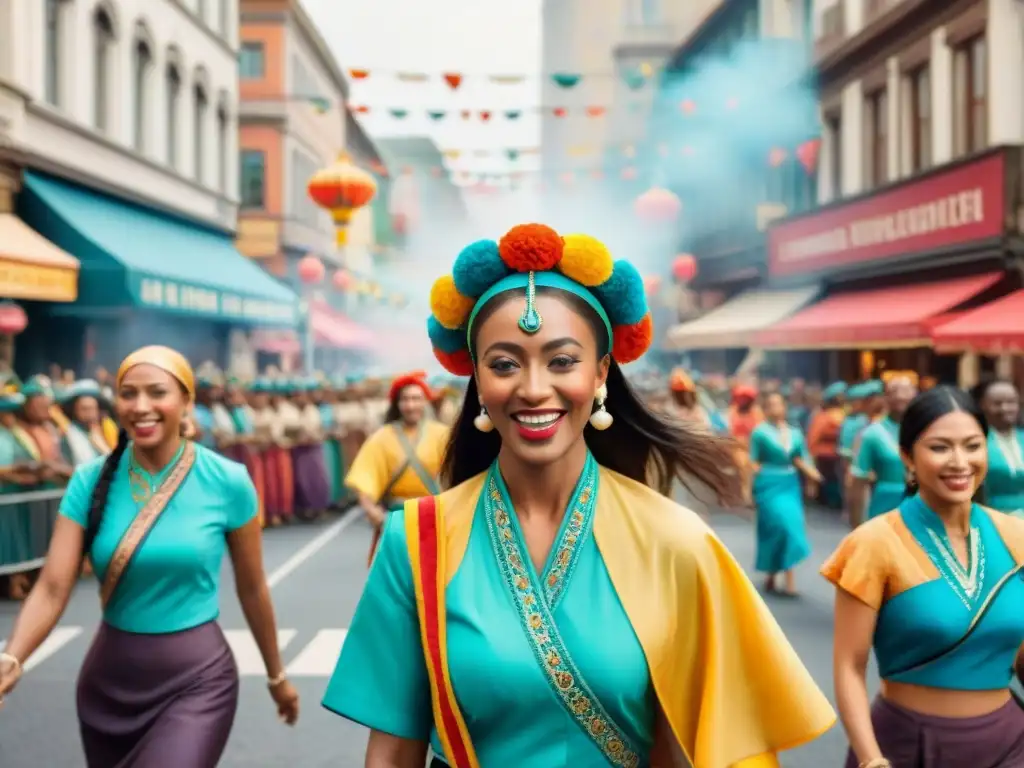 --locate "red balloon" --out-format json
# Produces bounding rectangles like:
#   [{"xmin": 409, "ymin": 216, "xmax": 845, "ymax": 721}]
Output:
[
  {"xmin": 297, "ymin": 255, "xmax": 325, "ymax": 285},
  {"xmin": 672, "ymin": 254, "xmax": 698, "ymax": 283},
  {"xmin": 634, "ymin": 187, "xmax": 681, "ymax": 223},
  {"xmin": 332, "ymin": 270, "xmax": 353, "ymax": 291}
]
